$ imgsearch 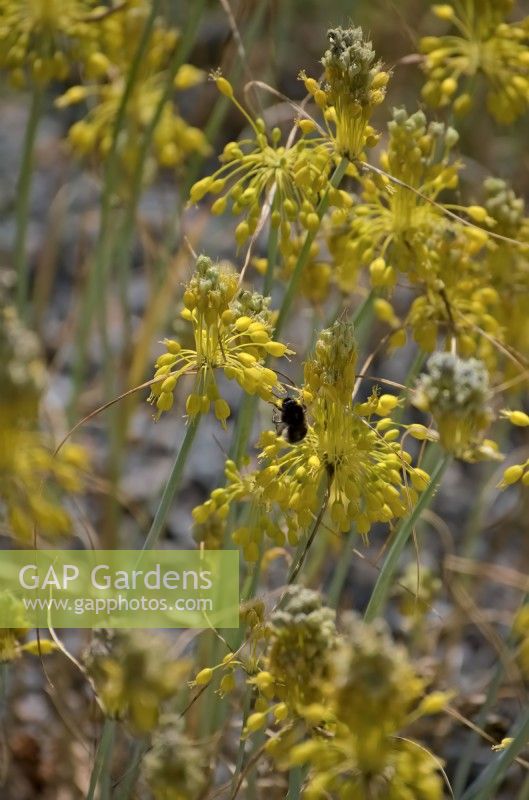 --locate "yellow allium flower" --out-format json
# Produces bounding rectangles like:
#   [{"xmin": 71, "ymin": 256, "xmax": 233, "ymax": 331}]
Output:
[
  {"xmin": 57, "ymin": 1, "xmax": 209, "ymax": 184},
  {"xmin": 190, "ymin": 75, "xmax": 335, "ymax": 258},
  {"xmin": 148, "ymin": 255, "xmax": 292, "ymax": 425},
  {"xmin": 421, "ymin": 0, "xmax": 529, "ymax": 123},
  {"xmin": 0, "ymin": 0, "xmax": 98, "ymax": 84}
]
